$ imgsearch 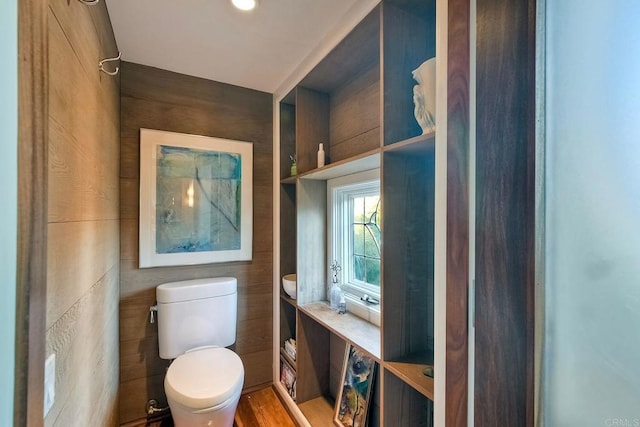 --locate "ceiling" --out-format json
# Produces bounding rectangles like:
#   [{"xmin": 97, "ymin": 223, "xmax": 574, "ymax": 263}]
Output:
[{"xmin": 106, "ymin": 0, "xmax": 377, "ymax": 94}]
